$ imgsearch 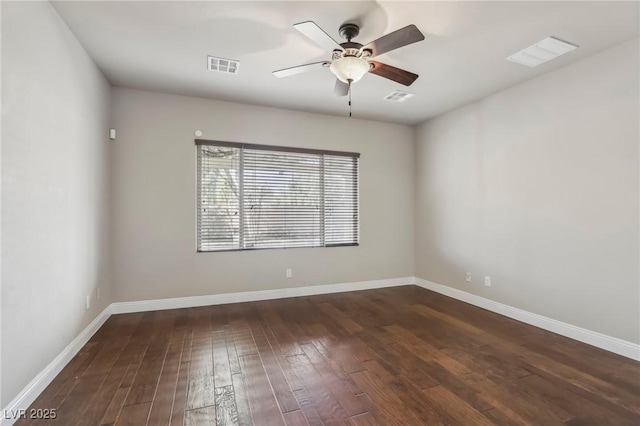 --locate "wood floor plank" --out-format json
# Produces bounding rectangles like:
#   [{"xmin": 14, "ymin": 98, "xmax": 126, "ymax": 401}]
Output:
[
  {"xmin": 114, "ymin": 402, "xmax": 151, "ymax": 426},
  {"xmin": 287, "ymin": 354, "xmax": 350, "ymax": 424},
  {"xmin": 363, "ymin": 326, "xmax": 494, "ymax": 416},
  {"xmin": 100, "ymin": 387, "xmax": 131, "ymax": 426},
  {"xmin": 304, "ymin": 323, "xmax": 366, "ymax": 374},
  {"xmin": 521, "ymin": 338, "xmax": 640, "ymax": 395},
  {"xmin": 238, "ymin": 353, "xmax": 285, "ymax": 426},
  {"xmin": 308, "ymin": 337, "xmax": 364, "ymax": 396},
  {"xmin": 186, "ymin": 375, "xmax": 214, "ymax": 412},
  {"xmin": 22, "ymin": 341, "xmax": 100, "ymax": 421},
  {"xmin": 349, "ymin": 412, "xmax": 381, "ymax": 426},
  {"xmin": 249, "ymin": 323, "xmax": 299, "ymax": 413},
  {"xmin": 479, "ymin": 330, "xmax": 640, "ymax": 416},
  {"xmin": 49, "ymin": 338, "xmax": 128, "ymax": 425},
  {"xmin": 292, "ymin": 389, "xmax": 323, "ymax": 426},
  {"xmin": 282, "ymin": 409, "xmax": 310, "ymax": 426},
  {"xmin": 333, "ymin": 293, "xmax": 394, "ymax": 330},
  {"xmin": 169, "ymin": 332, "xmax": 193, "ymax": 426},
  {"xmin": 411, "ymin": 303, "xmax": 486, "ymax": 337},
  {"xmin": 231, "ymin": 373, "xmax": 252, "ymax": 426},
  {"xmin": 189, "ymin": 307, "xmax": 213, "ymax": 337},
  {"xmin": 147, "ymin": 326, "xmax": 186, "ymax": 425},
  {"xmin": 185, "ymin": 336, "xmax": 214, "ymax": 411},
  {"xmin": 262, "ymin": 325, "xmax": 307, "ymax": 393},
  {"xmin": 16, "ymin": 287, "xmax": 640, "ymax": 426},
  {"xmin": 481, "ymin": 407, "xmax": 528, "ymax": 426},
  {"xmin": 443, "ymin": 344, "xmax": 533, "ymax": 381},
  {"xmin": 347, "ymin": 383, "xmax": 412, "ymax": 426},
  {"xmin": 317, "ymin": 302, "xmax": 364, "ymax": 334},
  {"xmin": 212, "ymin": 330, "xmax": 233, "ymax": 388},
  {"xmin": 125, "ymin": 332, "xmax": 171, "ymax": 405},
  {"xmin": 523, "ymin": 367, "xmax": 640, "ymax": 424},
  {"xmin": 463, "ymin": 371, "xmax": 569, "ymax": 425},
  {"xmin": 299, "ymin": 342, "xmax": 366, "ymax": 417},
  {"xmin": 259, "ymin": 310, "xmax": 304, "ymax": 358},
  {"xmin": 99, "ymin": 345, "xmax": 148, "ymax": 425},
  {"xmin": 520, "ymin": 373, "xmax": 638, "ymax": 426},
  {"xmin": 184, "ymin": 406, "xmax": 216, "ymax": 426},
  {"xmin": 81, "ymin": 342, "xmax": 142, "ymax": 425},
  {"xmin": 422, "ymin": 385, "xmax": 494, "ymax": 426},
  {"xmin": 231, "ymin": 320, "xmax": 258, "ymax": 357},
  {"xmin": 210, "ymin": 305, "xmax": 228, "ymax": 332},
  {"xmin": 359, "ymin": 359, "xmax": 446, "ymax": 425},
  {"xmin": 263, "ymin": 300, "xmax": 311, "ymax": 347},
  {"xmin": 225, "ymin": 326, "xmax": 242, "ymax": 375},
  {"xmin": 353, "ymin": 328, "xmax": 438, "ymax": 390},
  {"xmin": 214, "ymin": 385, "xmax": 239, "ymax": 426}
]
